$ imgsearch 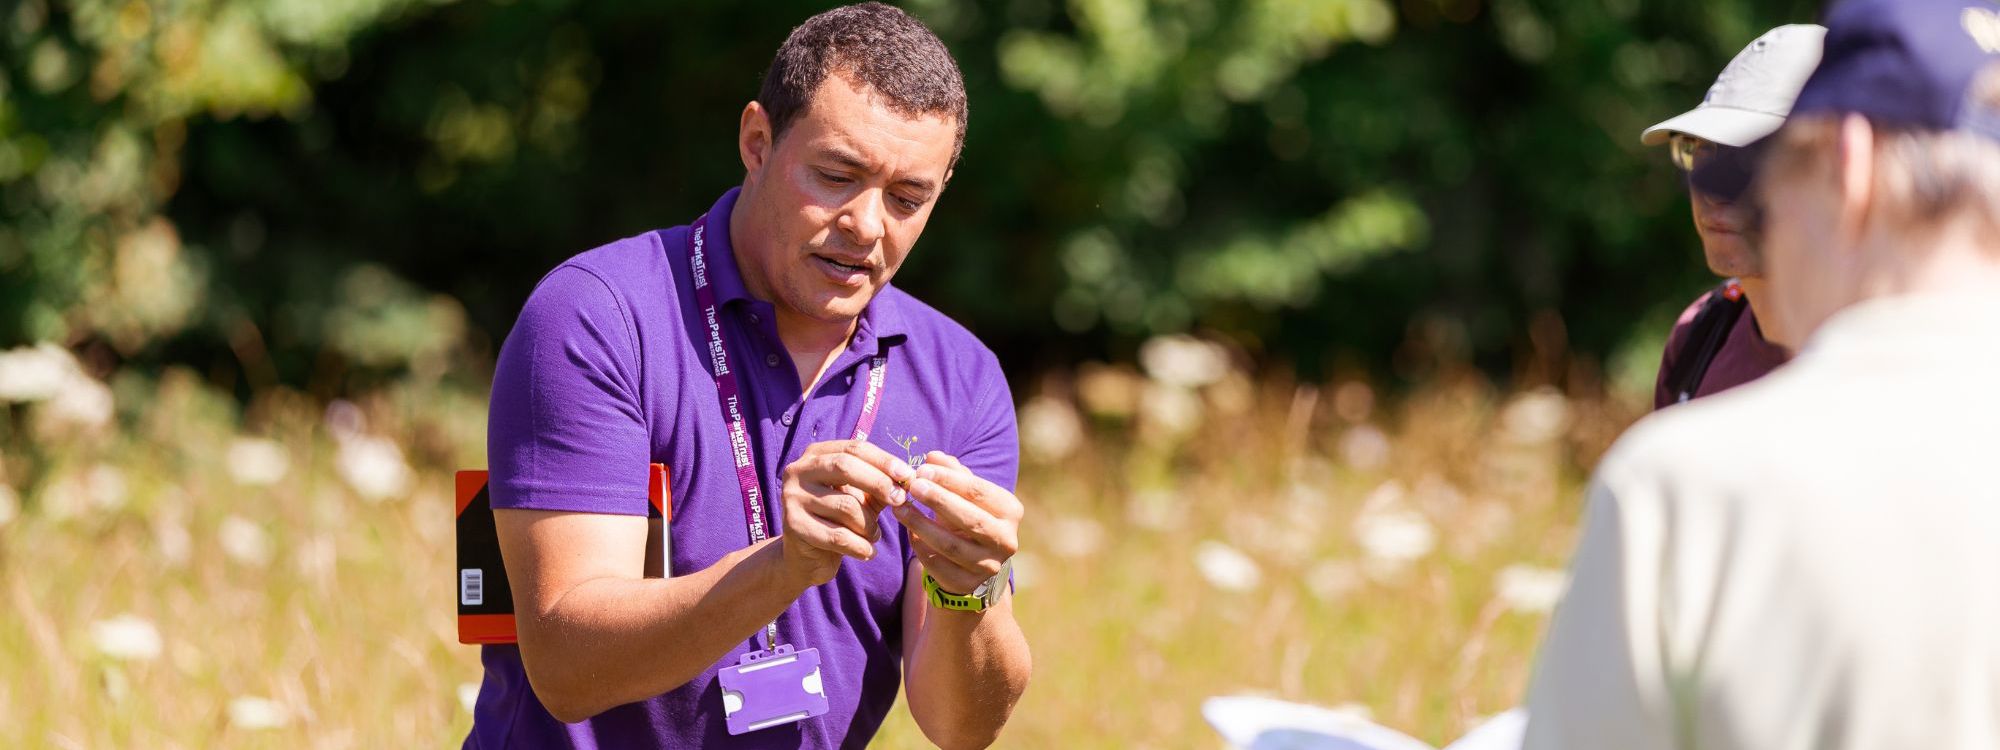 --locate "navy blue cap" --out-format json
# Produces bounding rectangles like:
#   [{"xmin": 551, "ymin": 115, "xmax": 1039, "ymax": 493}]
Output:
[
  {"xmin": 1791, "ymin": 0, "xmax": 2000, "ymax": 137},
  {"xmin": 1692, "ymin": 0, "xmax": 2000, "ymax": 198}
]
